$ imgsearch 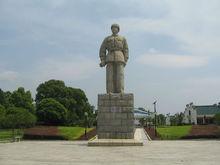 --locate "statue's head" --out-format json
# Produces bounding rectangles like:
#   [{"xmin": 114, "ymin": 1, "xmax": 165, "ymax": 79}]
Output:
[{"xmin": 111, "ymin": 24, "xmax": 120, "ymax": 35}]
